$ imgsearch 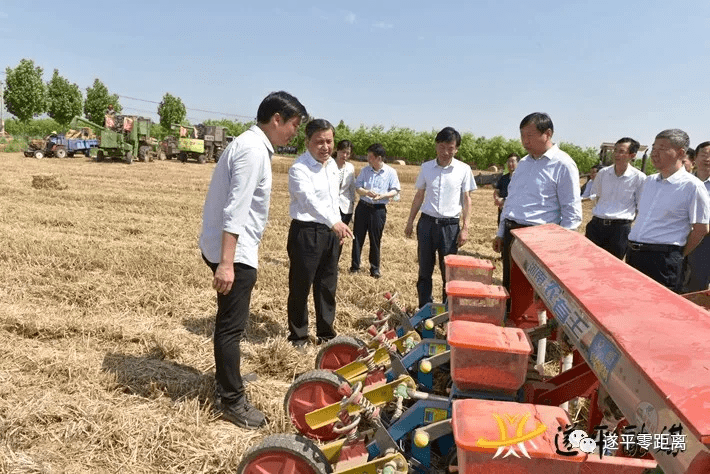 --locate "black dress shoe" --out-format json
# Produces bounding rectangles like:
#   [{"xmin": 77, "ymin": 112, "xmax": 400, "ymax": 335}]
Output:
[
  {"xmin": 215, "ymin": 399, "xmax": 266, "ymax": 429},
  {"xmin": 370, "ymin": 270, "xmax": 381, "ymax": 279},
  {"xmin": 349, "ymin": 267, "xmax": 360, "ymax": 273}
]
